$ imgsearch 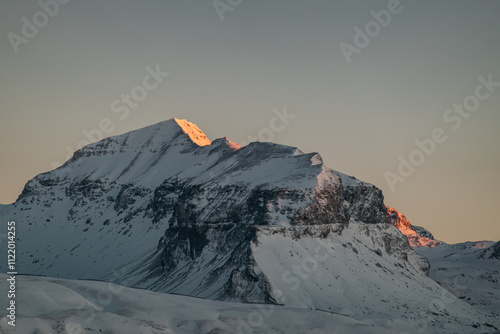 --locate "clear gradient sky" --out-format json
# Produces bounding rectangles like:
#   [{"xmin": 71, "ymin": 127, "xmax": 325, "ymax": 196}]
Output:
[{"xmin": 1, "ymin": 0, "xmax": 499, "ymax": 243}]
